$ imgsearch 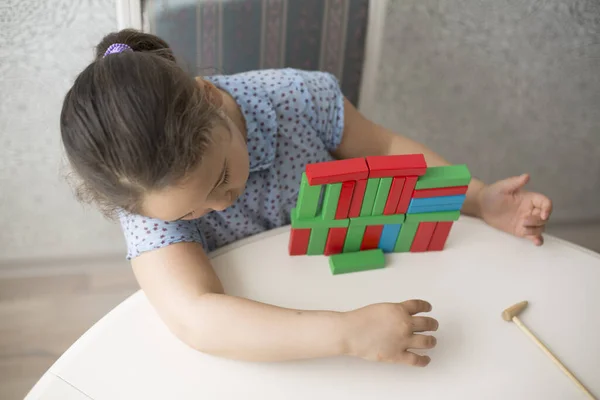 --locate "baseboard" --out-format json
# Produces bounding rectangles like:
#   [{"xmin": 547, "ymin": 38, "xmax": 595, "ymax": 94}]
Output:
[{"xmin": 0, "ymin": 254, "xmax": 129, "ymax": 278}]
